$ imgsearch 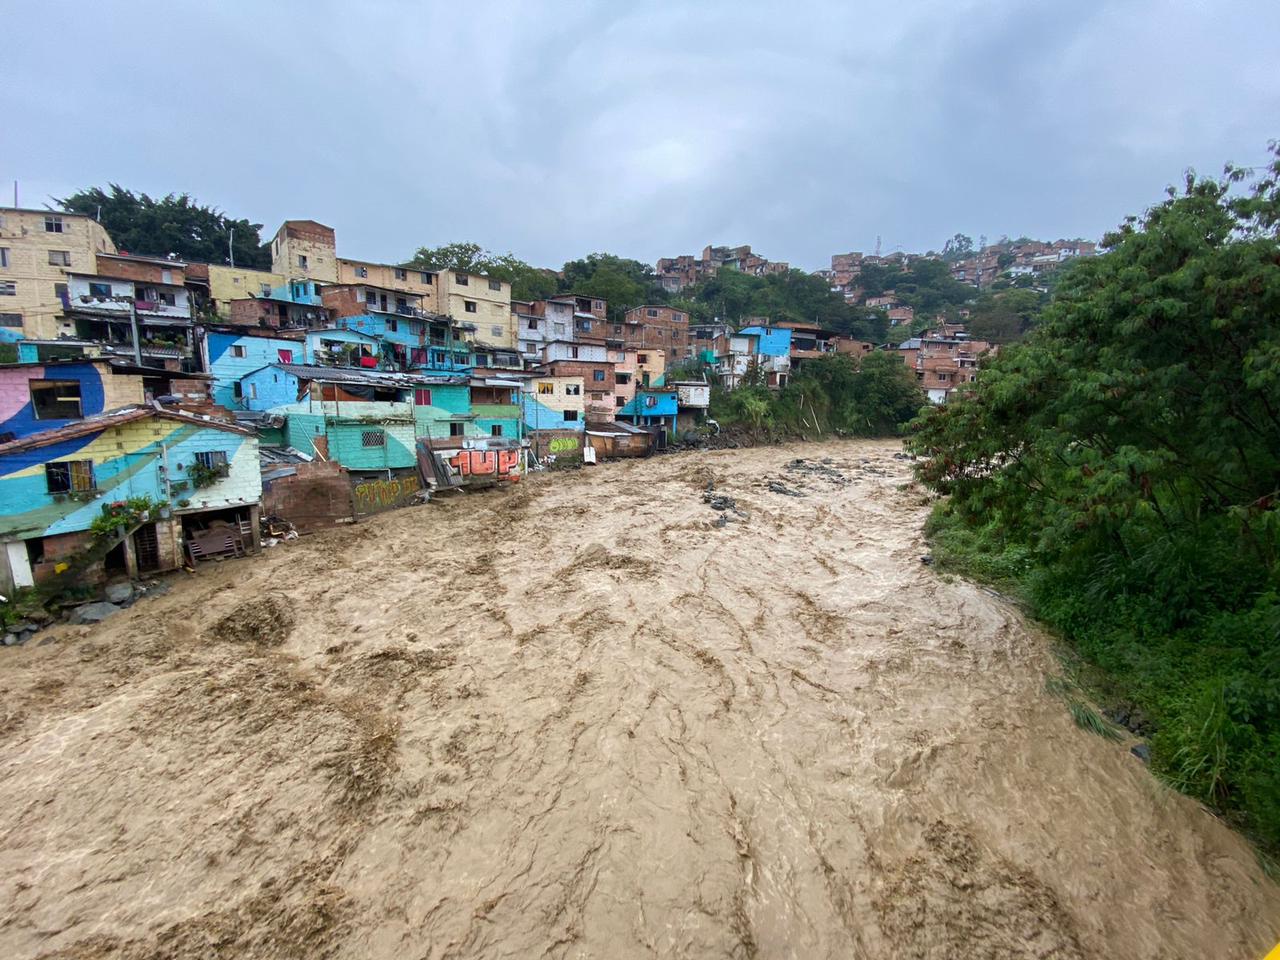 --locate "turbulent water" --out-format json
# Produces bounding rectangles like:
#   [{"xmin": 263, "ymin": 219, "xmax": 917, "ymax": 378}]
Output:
[{"xmin": 1, "ymin": 440, "xmax": 1276, "ymax": 959}]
